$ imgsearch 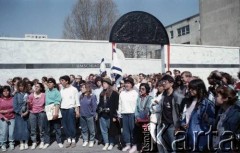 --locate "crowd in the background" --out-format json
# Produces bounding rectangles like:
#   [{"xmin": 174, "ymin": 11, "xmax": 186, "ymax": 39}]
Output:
[{"xmin": 0, "ymin": 70, "xmax": 240, "ymax": 153}]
